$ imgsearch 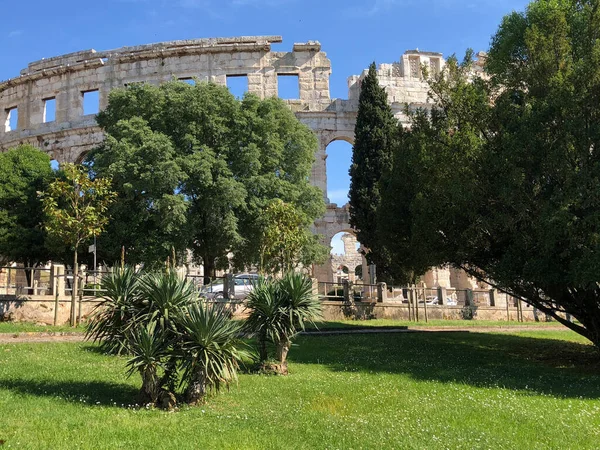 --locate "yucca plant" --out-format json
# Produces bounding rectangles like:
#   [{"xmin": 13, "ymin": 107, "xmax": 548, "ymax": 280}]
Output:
[
  {"xmin": 275, "ymin": 272, "xmax": 322, "ymax": 369},
  {"xmin": 137, "ymin": 271, "xmax": 197, "ymax": 335},
  {"xmin": 244, "ymin": 272, "xmax": 322, "ymax": 374},
  {"xmin": 86, "ymin": 266, "xmax": 143, "ymax": 354},
  {"xmin": 243, "ymin": 277, "xmax": 283, "ymax": 362},
  {"xmin": 125, "ymin": 320, "xmax": 174, "ymax": 407},
  {"xmin": 178, "ymin": 302, "xmax": 250, "ymax": 405}
]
